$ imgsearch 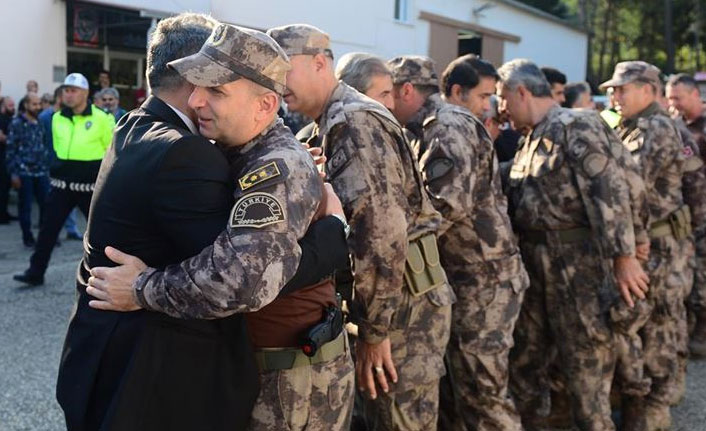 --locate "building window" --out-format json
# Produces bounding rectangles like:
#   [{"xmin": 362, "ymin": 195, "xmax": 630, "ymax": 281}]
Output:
[{"xmin": 395, "ymin": 0, "xmax": 409, "ymax": 22}]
